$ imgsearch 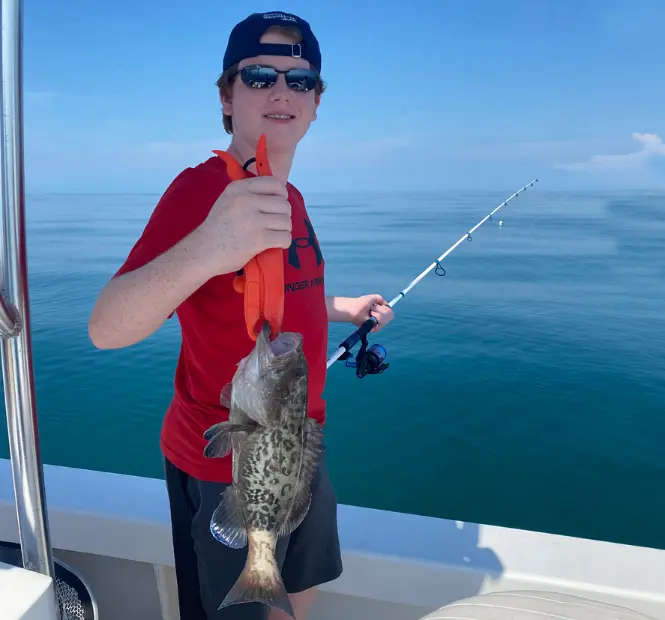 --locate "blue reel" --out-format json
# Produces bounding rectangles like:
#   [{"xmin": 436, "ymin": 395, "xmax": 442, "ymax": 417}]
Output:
[{"xmin": 344, "ymin": 342, "xmax": 389, "ymax": 378}]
